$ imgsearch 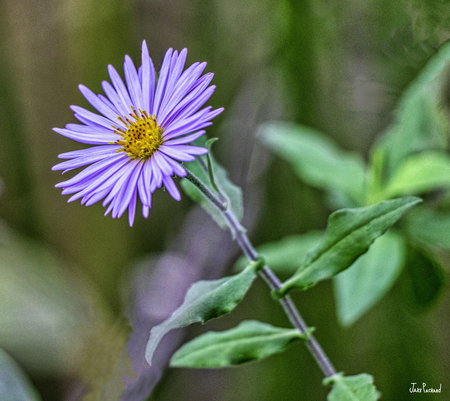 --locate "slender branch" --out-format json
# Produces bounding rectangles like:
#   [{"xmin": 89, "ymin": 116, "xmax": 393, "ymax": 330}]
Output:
[{"xmin": 184, "ymin": 167, "xmax": 337, "ymax": 378}]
